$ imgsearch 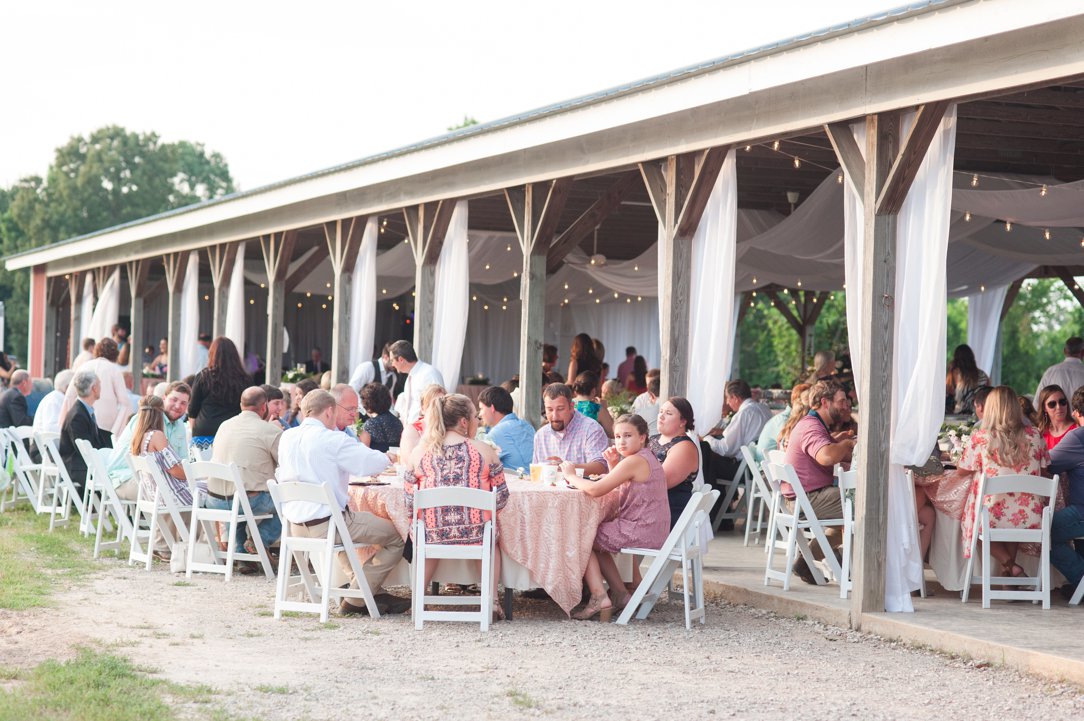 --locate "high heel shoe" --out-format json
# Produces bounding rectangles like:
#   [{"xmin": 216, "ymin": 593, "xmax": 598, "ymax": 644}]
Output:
[{"xmin": 572, "ymin": 594, "xmax": 612, "ymax": 621}]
